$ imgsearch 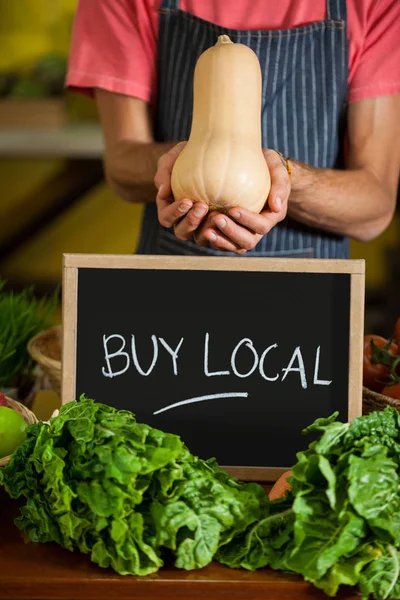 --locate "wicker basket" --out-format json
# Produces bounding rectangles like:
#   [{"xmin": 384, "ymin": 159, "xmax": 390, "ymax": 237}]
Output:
[
  {"xmin": 362, "ymin": 386, "xmax": 400, "ymax": 414},
  {"xmin": 27, "ymin": 325, "xmax": 62, "ymax": 397},
  {"xmin": 0, "ymin": 397, "xmax": 38, "ymax": 467}
]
